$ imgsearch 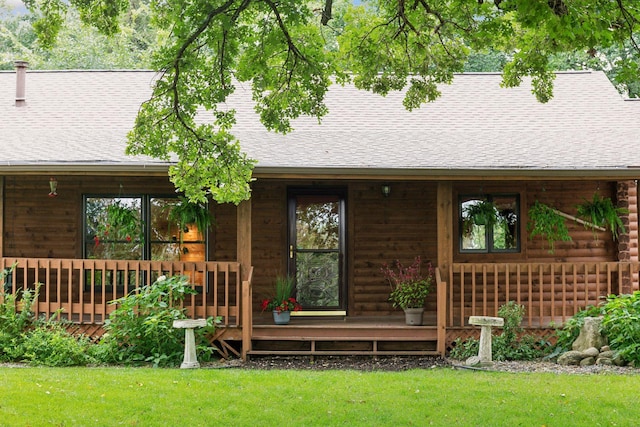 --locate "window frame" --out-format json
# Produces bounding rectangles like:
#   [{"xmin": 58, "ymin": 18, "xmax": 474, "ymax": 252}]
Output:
[
  {"xmin": 458, "ymin": 193, "xmax": 521, "ymax": 254},
  {"xmin": 83, "ymin": 194, "xmax": 208, "ymax": 261}
]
